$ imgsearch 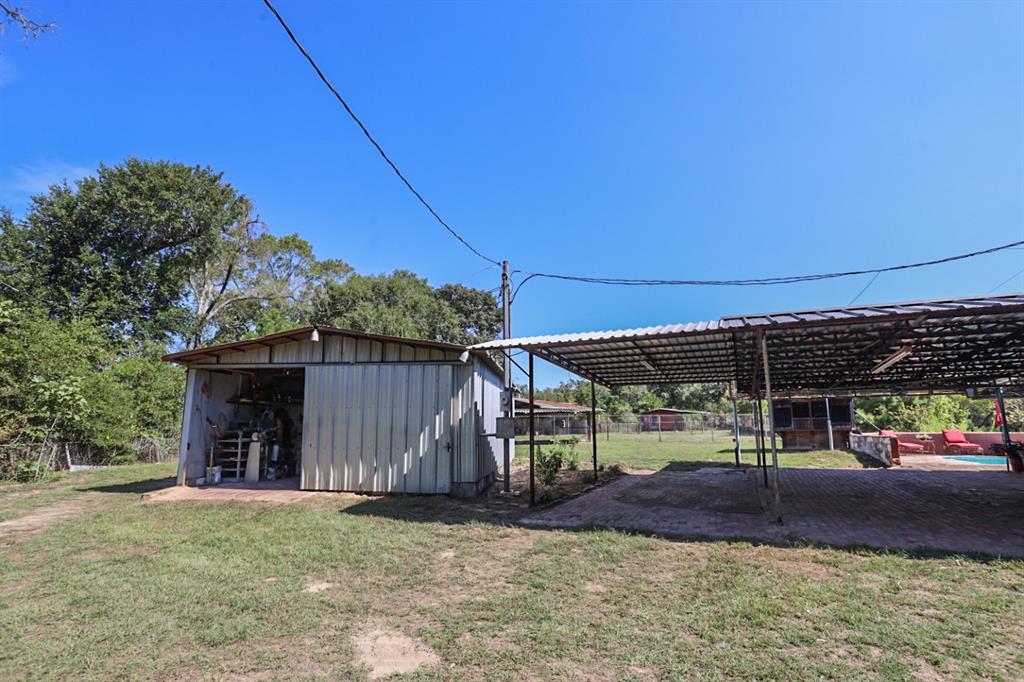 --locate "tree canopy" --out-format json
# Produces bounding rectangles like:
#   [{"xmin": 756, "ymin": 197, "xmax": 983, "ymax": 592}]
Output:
[
  {"xmin": 313, "ymin": 270, "xmax": 501, "ymax": 345},
  {"xmin": 0, "ymin": 157, "xmax": 503, "ymax": 475}
]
